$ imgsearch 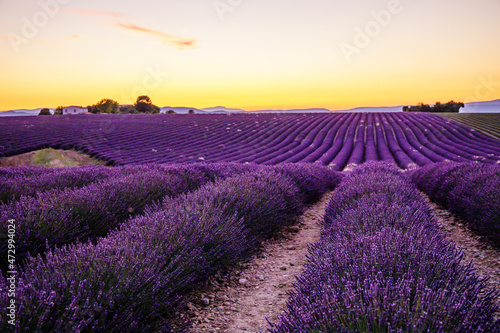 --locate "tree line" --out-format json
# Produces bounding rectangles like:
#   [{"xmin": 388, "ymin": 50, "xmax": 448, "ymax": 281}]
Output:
[
  {"xmin": 403, "ymin": 101, "xmax": 464, "ymax": 113},
  {"xmin": 40, "ymin": 96, "xmax": 162, "ymax": 116}
]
